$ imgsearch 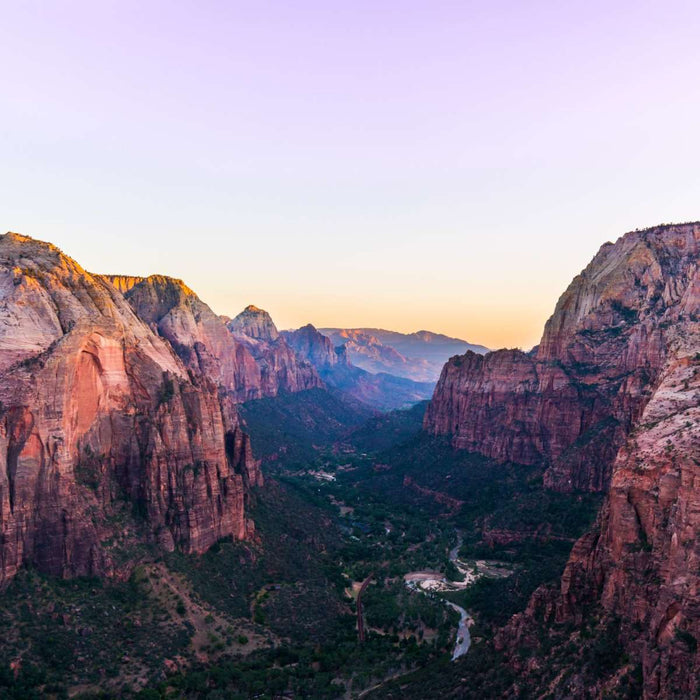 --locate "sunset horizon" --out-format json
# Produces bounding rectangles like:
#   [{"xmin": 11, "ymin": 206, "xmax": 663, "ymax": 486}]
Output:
[{"xmin": 2, "ymin": 3, "xmax": 699, "ymax": 697}]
